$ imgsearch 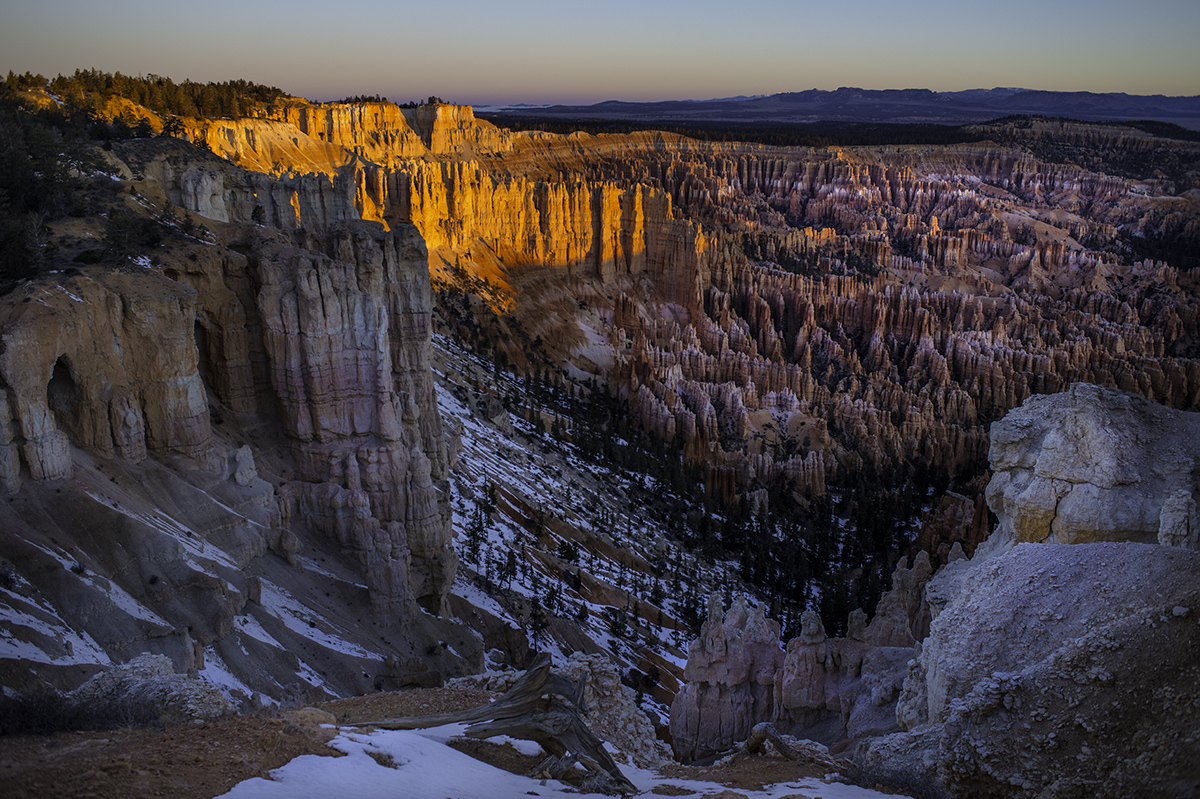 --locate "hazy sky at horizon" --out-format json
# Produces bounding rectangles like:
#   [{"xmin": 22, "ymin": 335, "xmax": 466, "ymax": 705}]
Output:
[{"xmin": 2, "ymin": 0, "xmax": 1198, "ymax": 105}]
